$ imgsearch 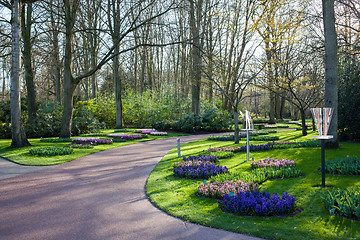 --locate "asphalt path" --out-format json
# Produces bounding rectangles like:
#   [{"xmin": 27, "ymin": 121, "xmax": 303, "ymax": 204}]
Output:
[{"xmin": 0, "ymin": 134, "xmax": 262, "ymax": 240}]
